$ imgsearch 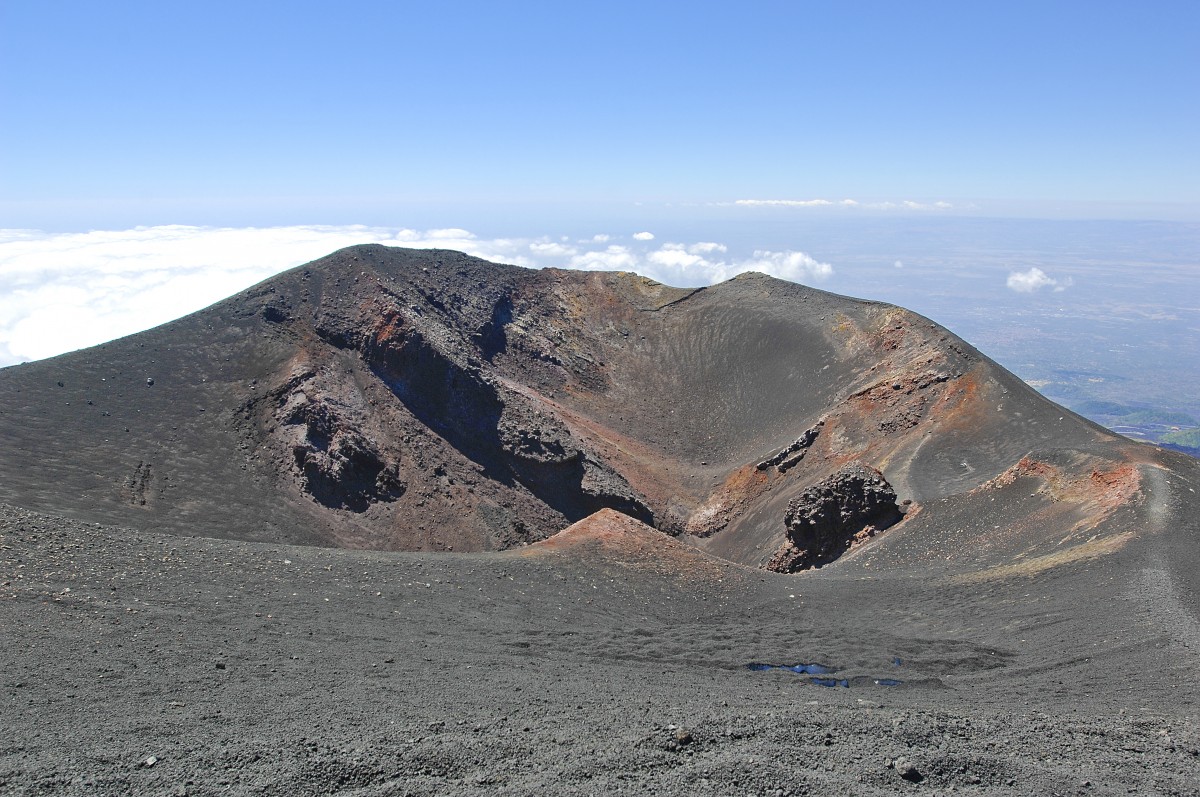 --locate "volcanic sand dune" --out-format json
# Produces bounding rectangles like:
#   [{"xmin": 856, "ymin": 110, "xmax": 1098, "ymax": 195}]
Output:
[{"xmin": 2, "ymin": 246, "xmax": 1199, "ymax": 795}]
